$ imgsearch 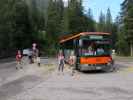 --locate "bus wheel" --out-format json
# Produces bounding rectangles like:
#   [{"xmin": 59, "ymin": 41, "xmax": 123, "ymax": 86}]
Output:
[
  {"xmin": 103, "ymin": 63, "xmax": 114, "ymax": 72},
  {"xmin": 78, "ymin": 65, "xmax": 82, "ymax": 72}
]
